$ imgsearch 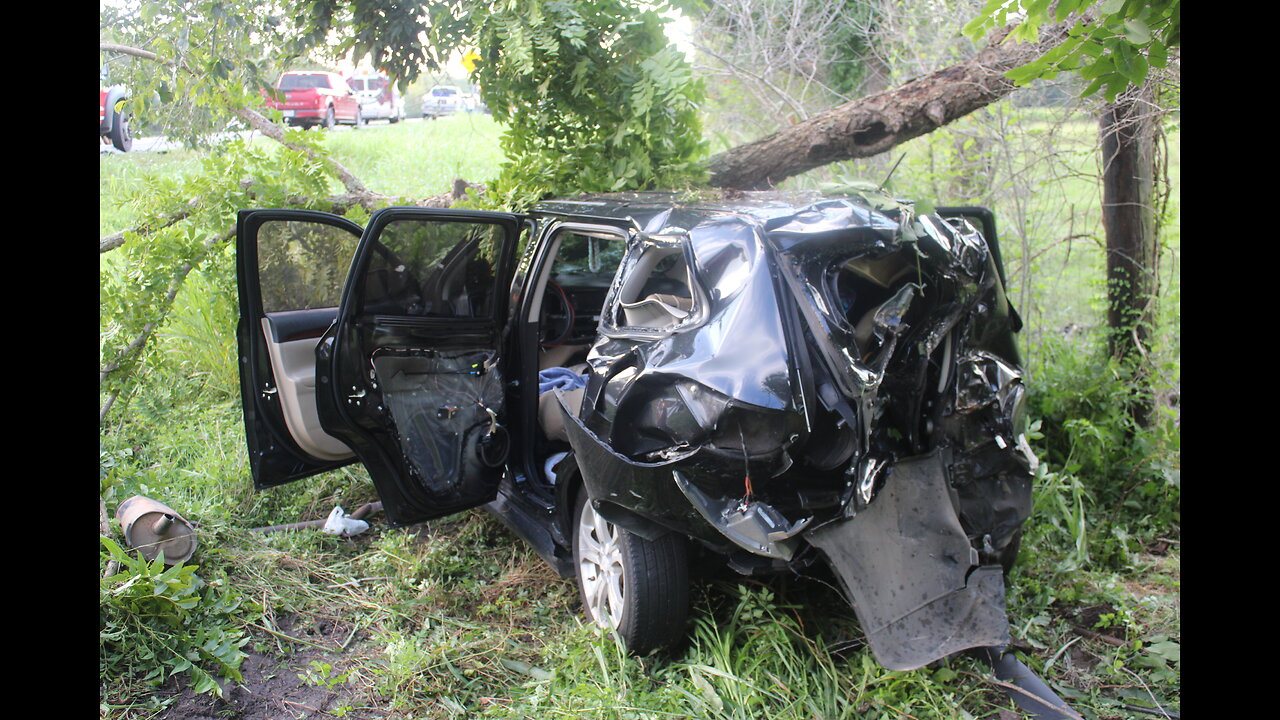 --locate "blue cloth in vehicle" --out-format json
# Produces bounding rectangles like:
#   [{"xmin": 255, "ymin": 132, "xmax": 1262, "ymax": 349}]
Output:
[{"xmin": 538, "ymin": 367, "xmax": 588, "ymax": 395}]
